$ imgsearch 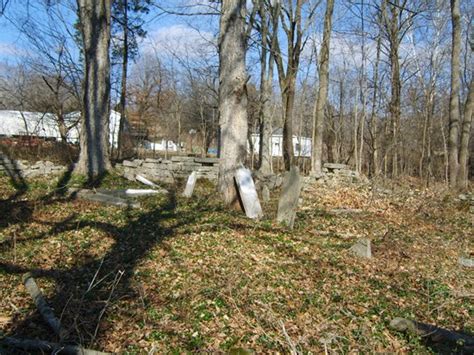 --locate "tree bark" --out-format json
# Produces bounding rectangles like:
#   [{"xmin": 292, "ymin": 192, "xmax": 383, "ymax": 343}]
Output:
[
  {"xmin": 458, "ymin": 79, "xmax": 473, "ymax": 187},
  {"xmin": 258, "ymin": 1, "xmax": 273, "ymax": 174},
  {"xmin": 117, "ymin": 0, "xmax": 129, "ymax": 159},
  {"xmin": 388, "ymin": 2, "xmax": 401, "ymax": 178},
  {"xmin": 311, "ymin": 0, "xmax": 334, "ymax": 176},
  {"xmin": 448, "ymin": 0, "xmax": 461, "ymax": 187},
  {"xmin": 75, "ymin": 0, "xmax": 112, "ymax": 179},
  {"xmin": 217, "ymin": 0, "xmax": 248, "ymax": 206}
]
